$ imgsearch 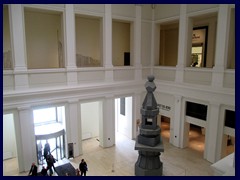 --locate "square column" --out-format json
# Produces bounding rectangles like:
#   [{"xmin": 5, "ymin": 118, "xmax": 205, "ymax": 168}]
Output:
[
  {"xmin": 67, "ymin": 99, "xmax": 82, "ymax": 157},
  {"xmin": 101, "ymin": 95, "xmax": 115, "ymax": 147},
  {"xmin": 9, "ymin": 5, "xmax": 29, "ymax": 90},
  {"xmin": 212, "ymin": 5, "xmax": 231, "ymax": 88},
  {"xmin": 205, "ymin": 102, "xmax": 221, "ymax": 163},
  {"xmin": 103, "ymin": 4, "xmax": 113, "ymax": 82},
  {"xmin": 17, "ymin": 106, "xmax": 36, "ymax": 171},
  {"xmin": 64, "ymin": 4, "xmax": 78, "ymax": 85},
  {"xmin": 175, "ymin": 4, "xmax": 192, "ymax": 83},
  {"xmin": 172, "ymin": 95, "xmax": 183, "ymax": 147},
  {"xmin": 134, "ymin": 5, "xmax": 142, "ymax": 81}
]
